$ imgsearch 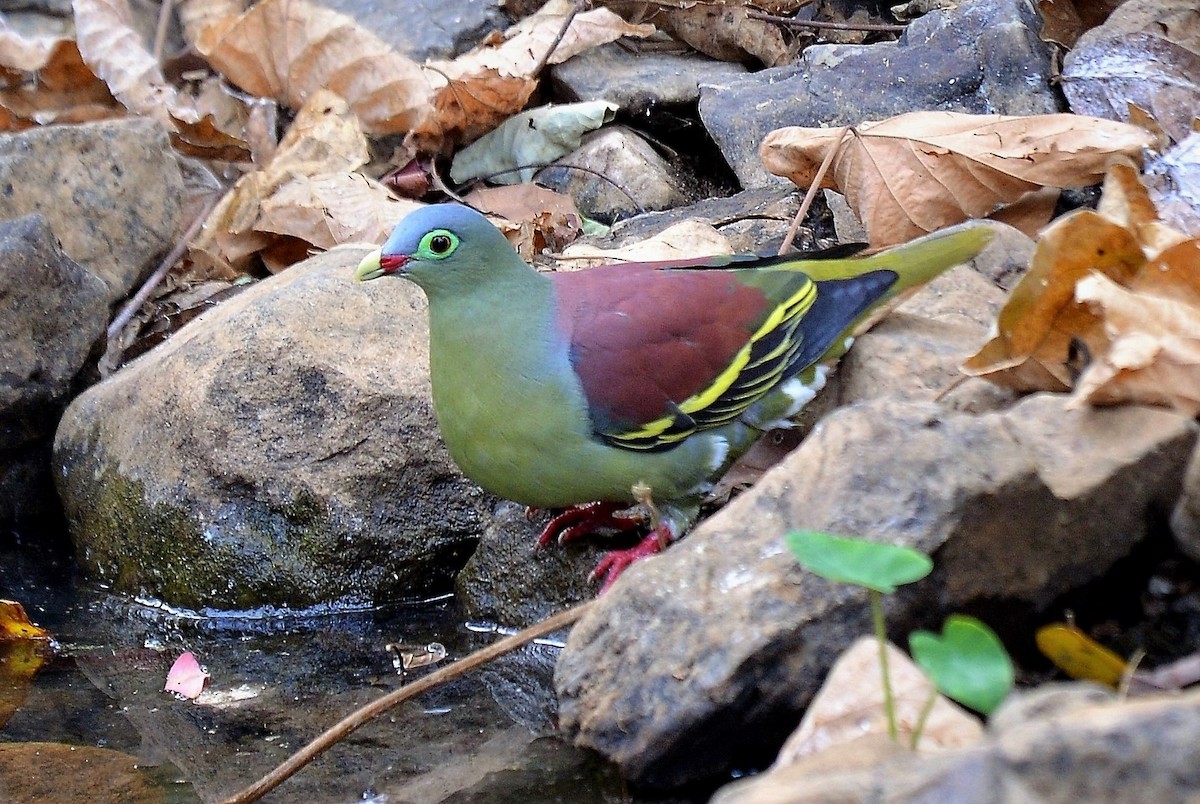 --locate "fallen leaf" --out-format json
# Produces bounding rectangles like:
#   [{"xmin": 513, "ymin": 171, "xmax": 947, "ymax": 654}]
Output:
[
  {"xmin": 451, "ymin": 100, "xmax": 618, "ymax": 184},
  {"xmin": 188, "ymin": 89, "xmax": 377, "ymax": 278},
  {"xmin": 0, "ymin": 641, "xmax": 49, "ymax": 729},
  {"xmin": 960, "ymin": 209, "xmax": 1145, "ymax": 390},
  {"xmin": 1035, "ymin": 623, "xmax": 1127, "ymax": 688},
  {"xmin": 0, "ymin": 37, "xmax": 121, "ymax": 131},
  {"xmin": 1071, "ymin": 245, "xmax": 1200, "ymax": 415},
  {"xmin": 463, "ymin": 184, "xmax": 583, "ymax": 257},
  {"xmin": 164, "ymin": 651, "xmax": 209, "ymax": 699},
  {"xmin": 73, "ymin": 0, "xmax": 176, "ymax": 121},
  {"xmin": 194, "ymin": 0, "xmax": 436, "ymax": 138},
  {"xmin": 0, "ymin": 600, "xmax": 51, "ymax": 642},
  {"xmin": 761, "ymin": 111, "xmax": 1157, "ymax": 245}
]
